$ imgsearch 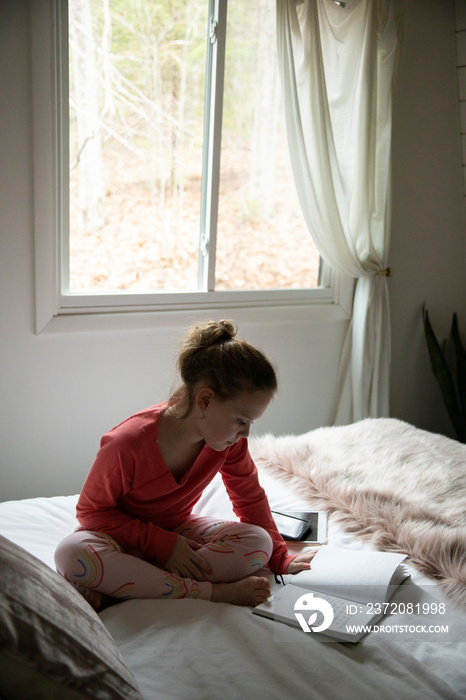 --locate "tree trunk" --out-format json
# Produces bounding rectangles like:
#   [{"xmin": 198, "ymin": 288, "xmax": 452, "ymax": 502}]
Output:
[
  {"xmin": 249, "ymin": 0, "xmax": 280, "ymax": 217},
  {"xmin": 70, "ymin": 0, "xmax": 105, "ymax": 231}
]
